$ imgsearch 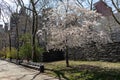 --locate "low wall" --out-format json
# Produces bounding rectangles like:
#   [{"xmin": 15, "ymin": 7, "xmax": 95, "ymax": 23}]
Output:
[{"xmin": 68, "ymin": 42, "xmax": 120, "ymax": 62}]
